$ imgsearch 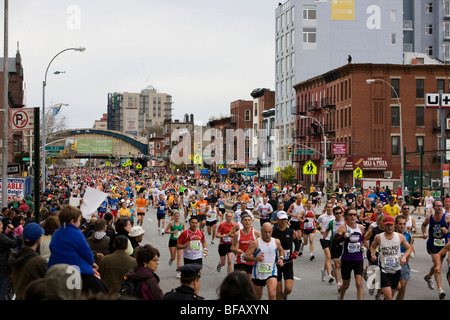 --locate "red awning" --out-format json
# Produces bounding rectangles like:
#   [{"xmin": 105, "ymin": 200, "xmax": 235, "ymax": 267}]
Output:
[{"xmin": 331, "ymin": 156, "xmax": 389, "ymax": 171}]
